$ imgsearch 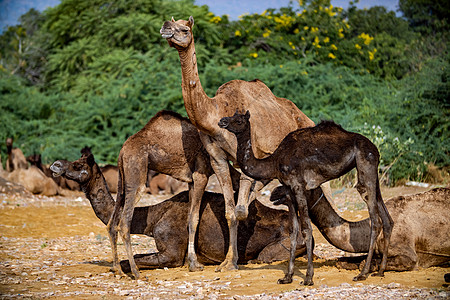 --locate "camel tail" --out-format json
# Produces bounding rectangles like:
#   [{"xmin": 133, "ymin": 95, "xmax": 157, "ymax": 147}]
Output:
[{"xmin": 116, "ymin": 153, "xmax": 126, "ymax": 207}]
